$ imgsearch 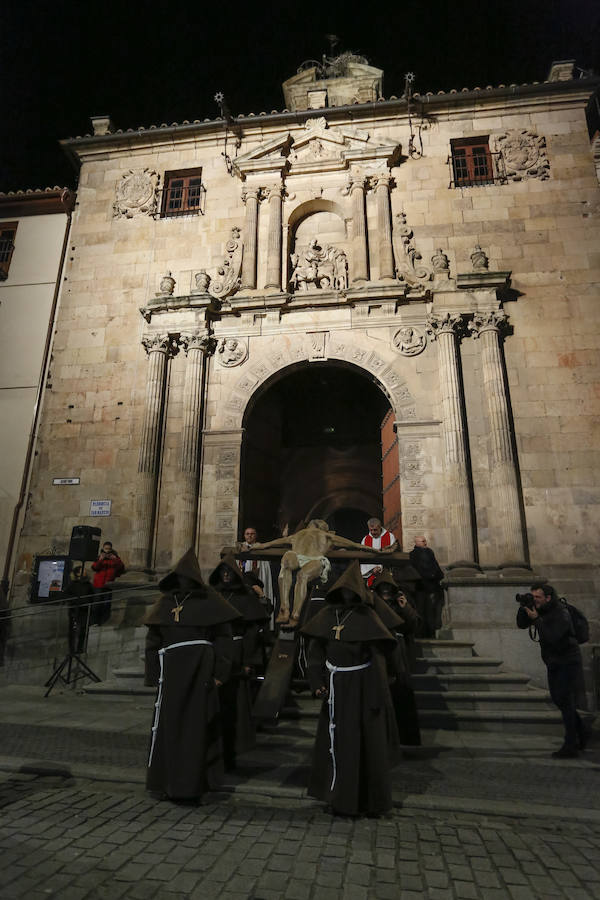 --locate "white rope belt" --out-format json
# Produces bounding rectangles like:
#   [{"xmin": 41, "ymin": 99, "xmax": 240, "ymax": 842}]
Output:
[
  {"xmin": 325, "ymin": 659, "xmax": 371, "ymax": 791},
  {"xmin": 148, "ymin": 639, "xmax": 213, "ymax": 767},
  {"xmin": 233, "ymin": 635, "xmax": 244, "ymax": 641}
]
